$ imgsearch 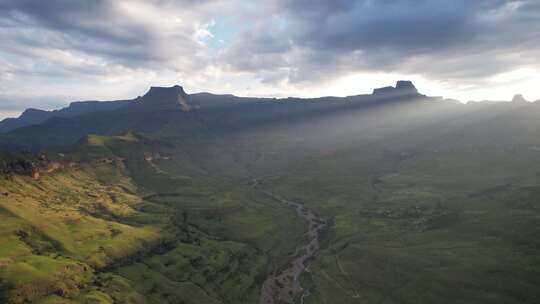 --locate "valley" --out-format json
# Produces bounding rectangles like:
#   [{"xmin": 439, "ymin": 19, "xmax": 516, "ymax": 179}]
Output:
[
  {"xmin": 255, "ymin": 178, "xmax": 328, "ymax": 304},
  {"xmin": 2, "ymin": 1, "xmax": 540, "ymax": 303},
  {"xmin": 0, "ymin": 83, "xmax": 539, "ymax": 303}
]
